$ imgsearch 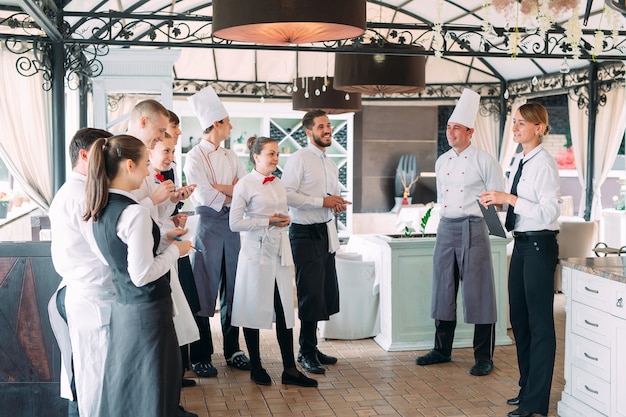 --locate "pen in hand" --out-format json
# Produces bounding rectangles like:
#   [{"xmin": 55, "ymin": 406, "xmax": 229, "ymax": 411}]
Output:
[{"xmin": 173, "ymin": 236, "xmax": 201, "ymax": 252}]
